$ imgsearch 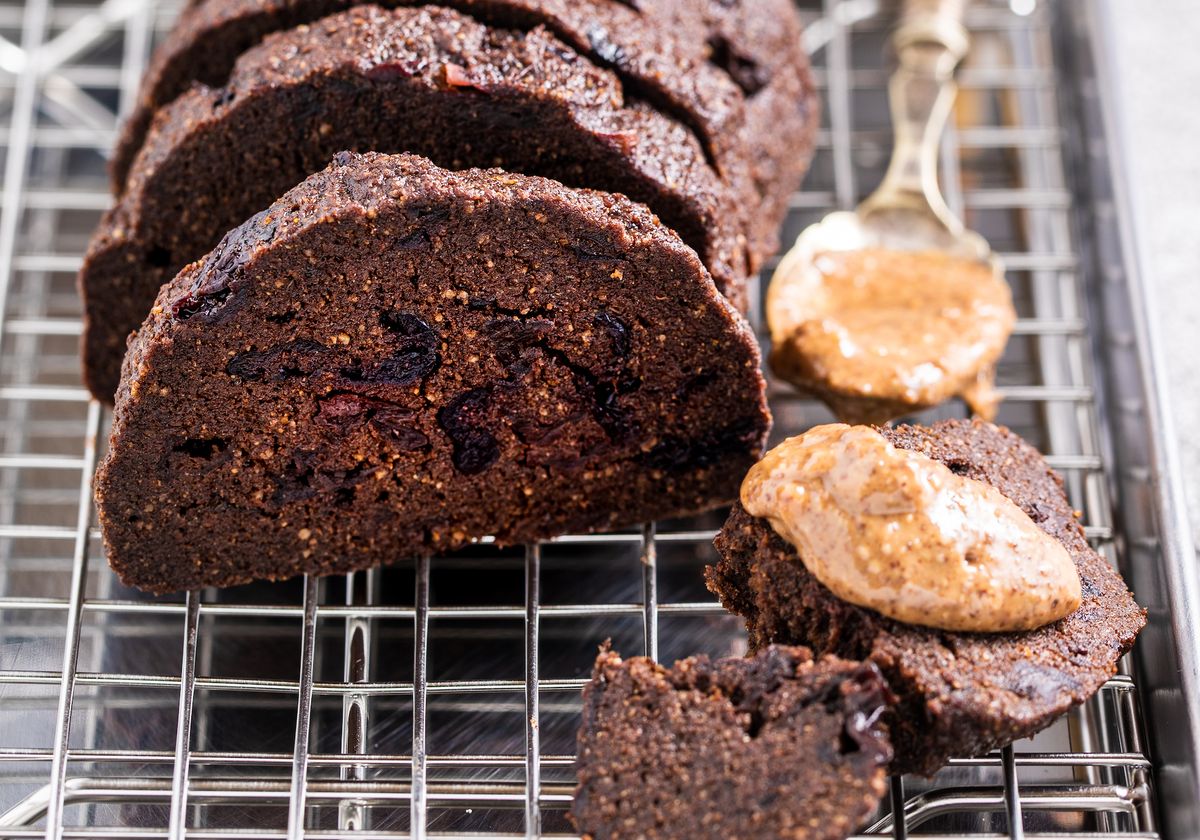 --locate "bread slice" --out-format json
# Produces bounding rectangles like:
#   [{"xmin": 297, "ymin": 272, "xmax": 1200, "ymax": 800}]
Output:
[
  {"xmin": 638, "ymin": 0, "xmax": 819, "ymax": 259},
  {"xmin": 709, "ymin": 419, "xmax": 1146, "ymax": 775},
  {"xmin": 110, "ymin": 0, "xmax": 818, "ymax": 261},
  {"xmin": 108, "ymin": 0, "xmax": 792, "ymax": 196},
  {"xmin": 571, "ymin": 645, "xmax": 892, "ymax": 840},
  {"xmin": 96, "ymin": 151, "xmax": 770, "ymax": 593}
]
